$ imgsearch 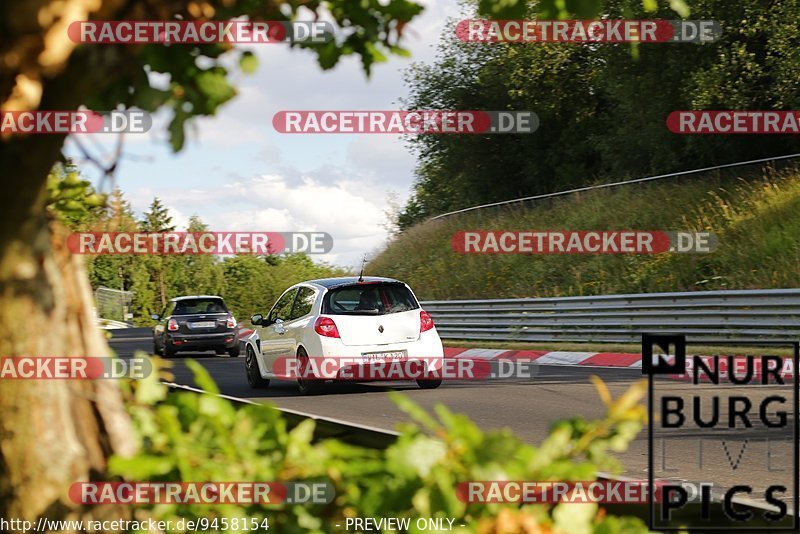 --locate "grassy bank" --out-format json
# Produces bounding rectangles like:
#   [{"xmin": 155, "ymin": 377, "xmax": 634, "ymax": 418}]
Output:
[{"xmin": 370, "ymin": 166, "xmax": 800, "ymax": 299}]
